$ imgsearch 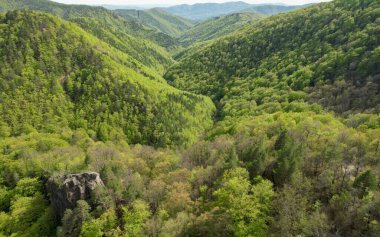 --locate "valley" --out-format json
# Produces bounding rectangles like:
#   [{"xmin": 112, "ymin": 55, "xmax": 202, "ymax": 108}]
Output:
[{"xmin": 0, "ymin": 0, "xmax": 379, "ymax": 237}]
